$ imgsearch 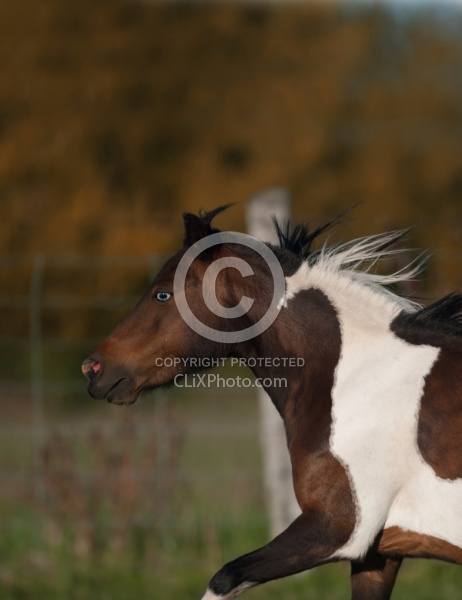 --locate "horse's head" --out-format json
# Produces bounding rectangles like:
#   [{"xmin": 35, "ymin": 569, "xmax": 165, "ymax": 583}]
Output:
[{"xmin": 82, "ymin": 206, "xmax": 281, "ymax": 405}]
